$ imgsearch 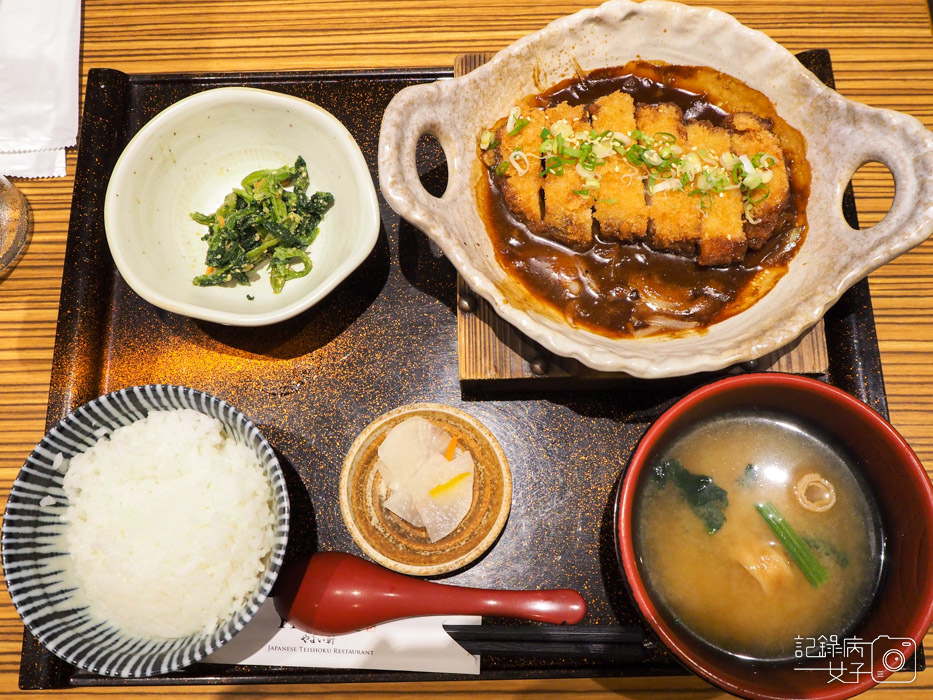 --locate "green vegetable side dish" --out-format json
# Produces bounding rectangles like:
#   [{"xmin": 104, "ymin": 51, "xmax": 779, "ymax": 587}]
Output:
[
  {"xmin": 191, "ymin": 156, "xmax": 334, "ymax": 294},
  {"xmin": 651, "ymin": 458, "xmax": 728, "ymax": 534}
]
